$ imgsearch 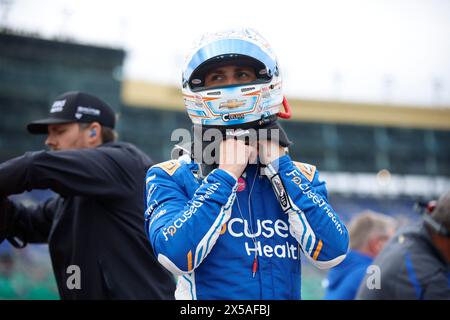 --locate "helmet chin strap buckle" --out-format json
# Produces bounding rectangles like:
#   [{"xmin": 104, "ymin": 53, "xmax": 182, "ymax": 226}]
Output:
[{"xmin": 277, "ymin": 97, "xmax": 292, "ymax": 119}]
